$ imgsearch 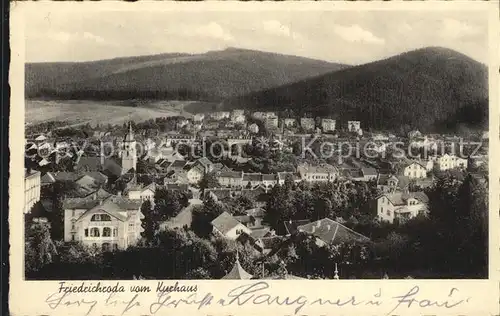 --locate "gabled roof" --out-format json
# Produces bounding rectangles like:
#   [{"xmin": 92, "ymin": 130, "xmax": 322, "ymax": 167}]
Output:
[
  {"xmin": 41, "ymin": 172, "xmax": 56, "ymax": 184},
  {"xmin": 211, "ymin": 211, "xmax": 242, "ymax": 235},
  {"xmin": 244, "ymin": 207, "xmax": 266, "ymax": 218},
  {"xmin": 221, "ymin": 253, "xmax": 253, "ymax": 280},
  {"xmin": 284, "ymin": 219, "xmax": 311, "ymax": 235},
  {"xmin": 169, "ymin": 160, "xmax": 187, "ymax": 169},
  {"xmin": 297, "ymin": 218, "xmax": 370, "ymax": 244},
  {"xmin": 380, "ymin": 191, "xmax": 429, "ymax": 206},
  {"xmin": 218, "ymin": 170, "xmax": 243, "ymax": 179}
]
